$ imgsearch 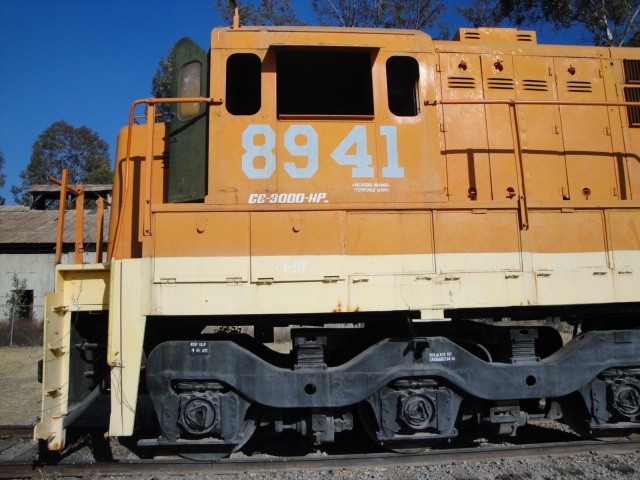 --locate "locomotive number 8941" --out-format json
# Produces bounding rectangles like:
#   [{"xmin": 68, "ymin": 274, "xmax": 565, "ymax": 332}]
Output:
[{"xmin": 35, "ymin": 11, "xmax": 640, "ymax": 460}]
